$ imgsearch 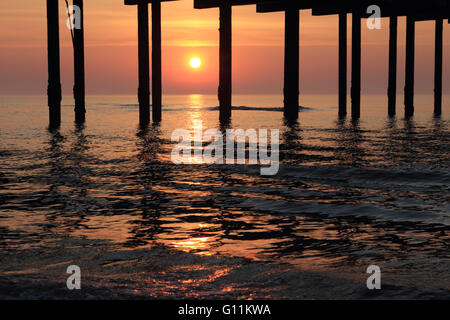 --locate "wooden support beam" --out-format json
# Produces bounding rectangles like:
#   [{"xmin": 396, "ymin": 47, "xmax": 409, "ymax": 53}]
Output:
[
  {"xmin": 219, "ymin": 3, "xmax": 232, "ymax": 120},
  {"xmin": 125, "ymin": 0, "xmax": 175, "ymax": 4},
  {"xmin": 257, "ymin": 1, "xmax": 311, "ymax": 13},
  {"xmin": 434, "ymin": 18, "xmax": 443, "ymax": 115},
  {"xmin": 73, "ymin": 0, "xmax": 86, "ymax": 124},
  {"xmin": 388, "ymin": 15, "xmax": 397, "ymax": 116},
  {"xmin": 351, "ymin": 12, "xmax": 361, "ymax": 118},
  {"xmin": 126, "ymin": 0, "xmax": 175, "ymax": 124},
  {"xmin": 137, "ymin": 2, "xmax": 150, "ymax": 126},
  {"xmin": 195, "ymin": 0, "xmax": 259, "ymax": 9},
  {"xmin": 283, "ymin": 8, "xmax": 300, "ymax": 119},
  {"xmin": 194, "ymin": 1, "xmax": 260, "ymax": 122},
  {"xmin": 404, "ymin": 16, "xmax": 415, "ymax": 117},
  {"xmin": 152, "ymin": 0, "xmax": 162, "ymax": 122},
  {"xmin": 46, "ymin": 0, "xmax": 62, "ymax": 128},
  {"xmin": 339, "ymin": 13, "xmax": 347, "ymax": 116},
  {"xmin": 311, "ymin": 1, "xmax": 449, "ymax": 18},
  {"xmin": 413, "ymin": 12, "xmax": 450, "ymax": 21},
  {"xmin": 255, "ymin": 0, "xmax": 450, "ymax": 19}
]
